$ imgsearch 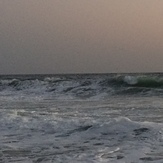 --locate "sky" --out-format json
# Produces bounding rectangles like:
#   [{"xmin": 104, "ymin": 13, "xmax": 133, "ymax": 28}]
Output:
[{"xmin": 0, "ymin": 0, "xmax": 163, "ymax": 74}]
